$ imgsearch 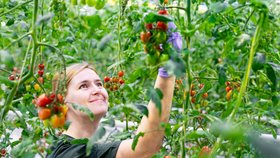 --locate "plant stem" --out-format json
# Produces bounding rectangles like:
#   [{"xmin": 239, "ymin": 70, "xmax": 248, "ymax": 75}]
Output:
[
  {"xmin": 181, "ymin": 0, "xmax": 192, "ymax": 157},
  {"xmin": 166, "ymin": 6, "xmax": 186, "ymax": 11},
  {"xmin": 4, "ymin": 32, "xmax": 32, "ymax": 49},
  {"xmin": 117, "ymin": 0, "xmax": 122, "ymax": 70},
  {"xmin": 0, "ymin": 0, "xmax": 39, "ymax": 122},
  {"xmin": 228, "ymin": 12, "xmax": 265, "ymax": 122},
  {"xmin": 0, "ymin": 0, "xmax": 33, "ymax": 17},
  {"xmin": 209, "ymin": 11, "xmax": 266, "ymax": 157}
]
